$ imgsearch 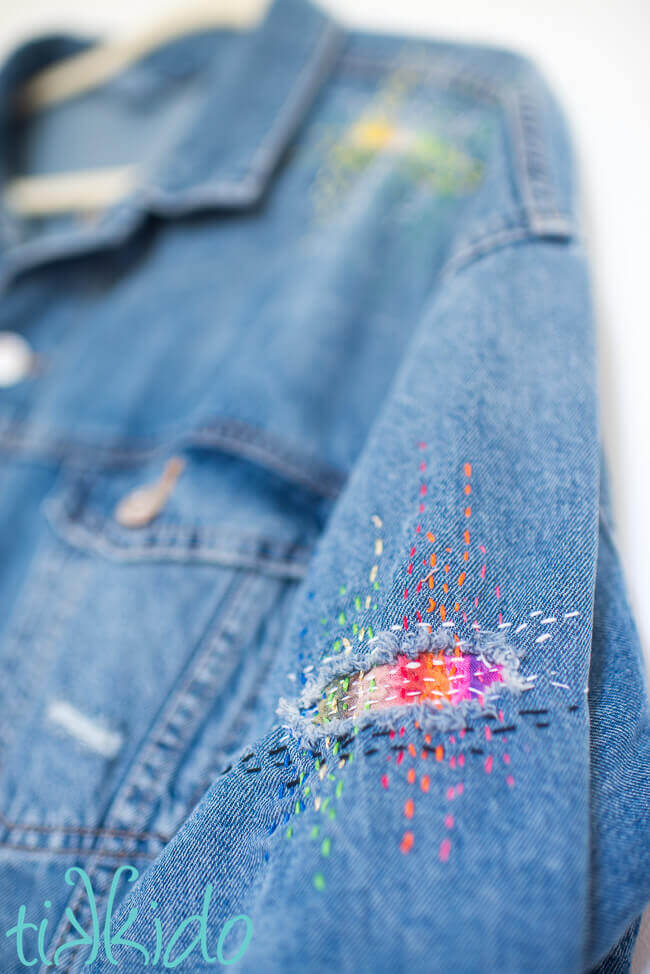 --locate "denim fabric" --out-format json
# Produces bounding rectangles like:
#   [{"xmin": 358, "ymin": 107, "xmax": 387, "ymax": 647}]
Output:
[
  {"xmin": 0, "ymin": 0, "xmax": 648, "ymax": 971},
  {"xmin": 590, "ymin": 917, "xmax": 642, "ymax": 974}
]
